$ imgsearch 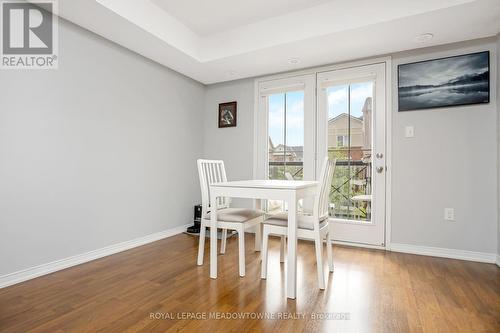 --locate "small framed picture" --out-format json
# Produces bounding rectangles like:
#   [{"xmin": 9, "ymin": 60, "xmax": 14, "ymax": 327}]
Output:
[{"xmin": 218, "ymin": 101, "xmax": 237, "ymax": 128}]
